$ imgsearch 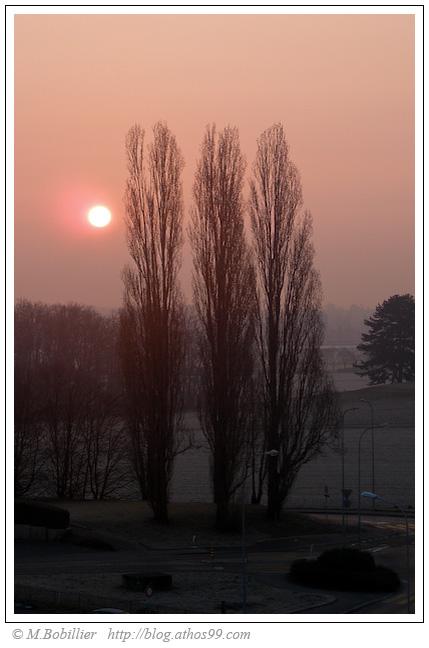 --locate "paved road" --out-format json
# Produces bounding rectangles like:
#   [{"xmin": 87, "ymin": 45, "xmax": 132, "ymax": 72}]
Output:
[{"xmin": 14, "ymin": 515, "xmax": 415, "ymax": 615}]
